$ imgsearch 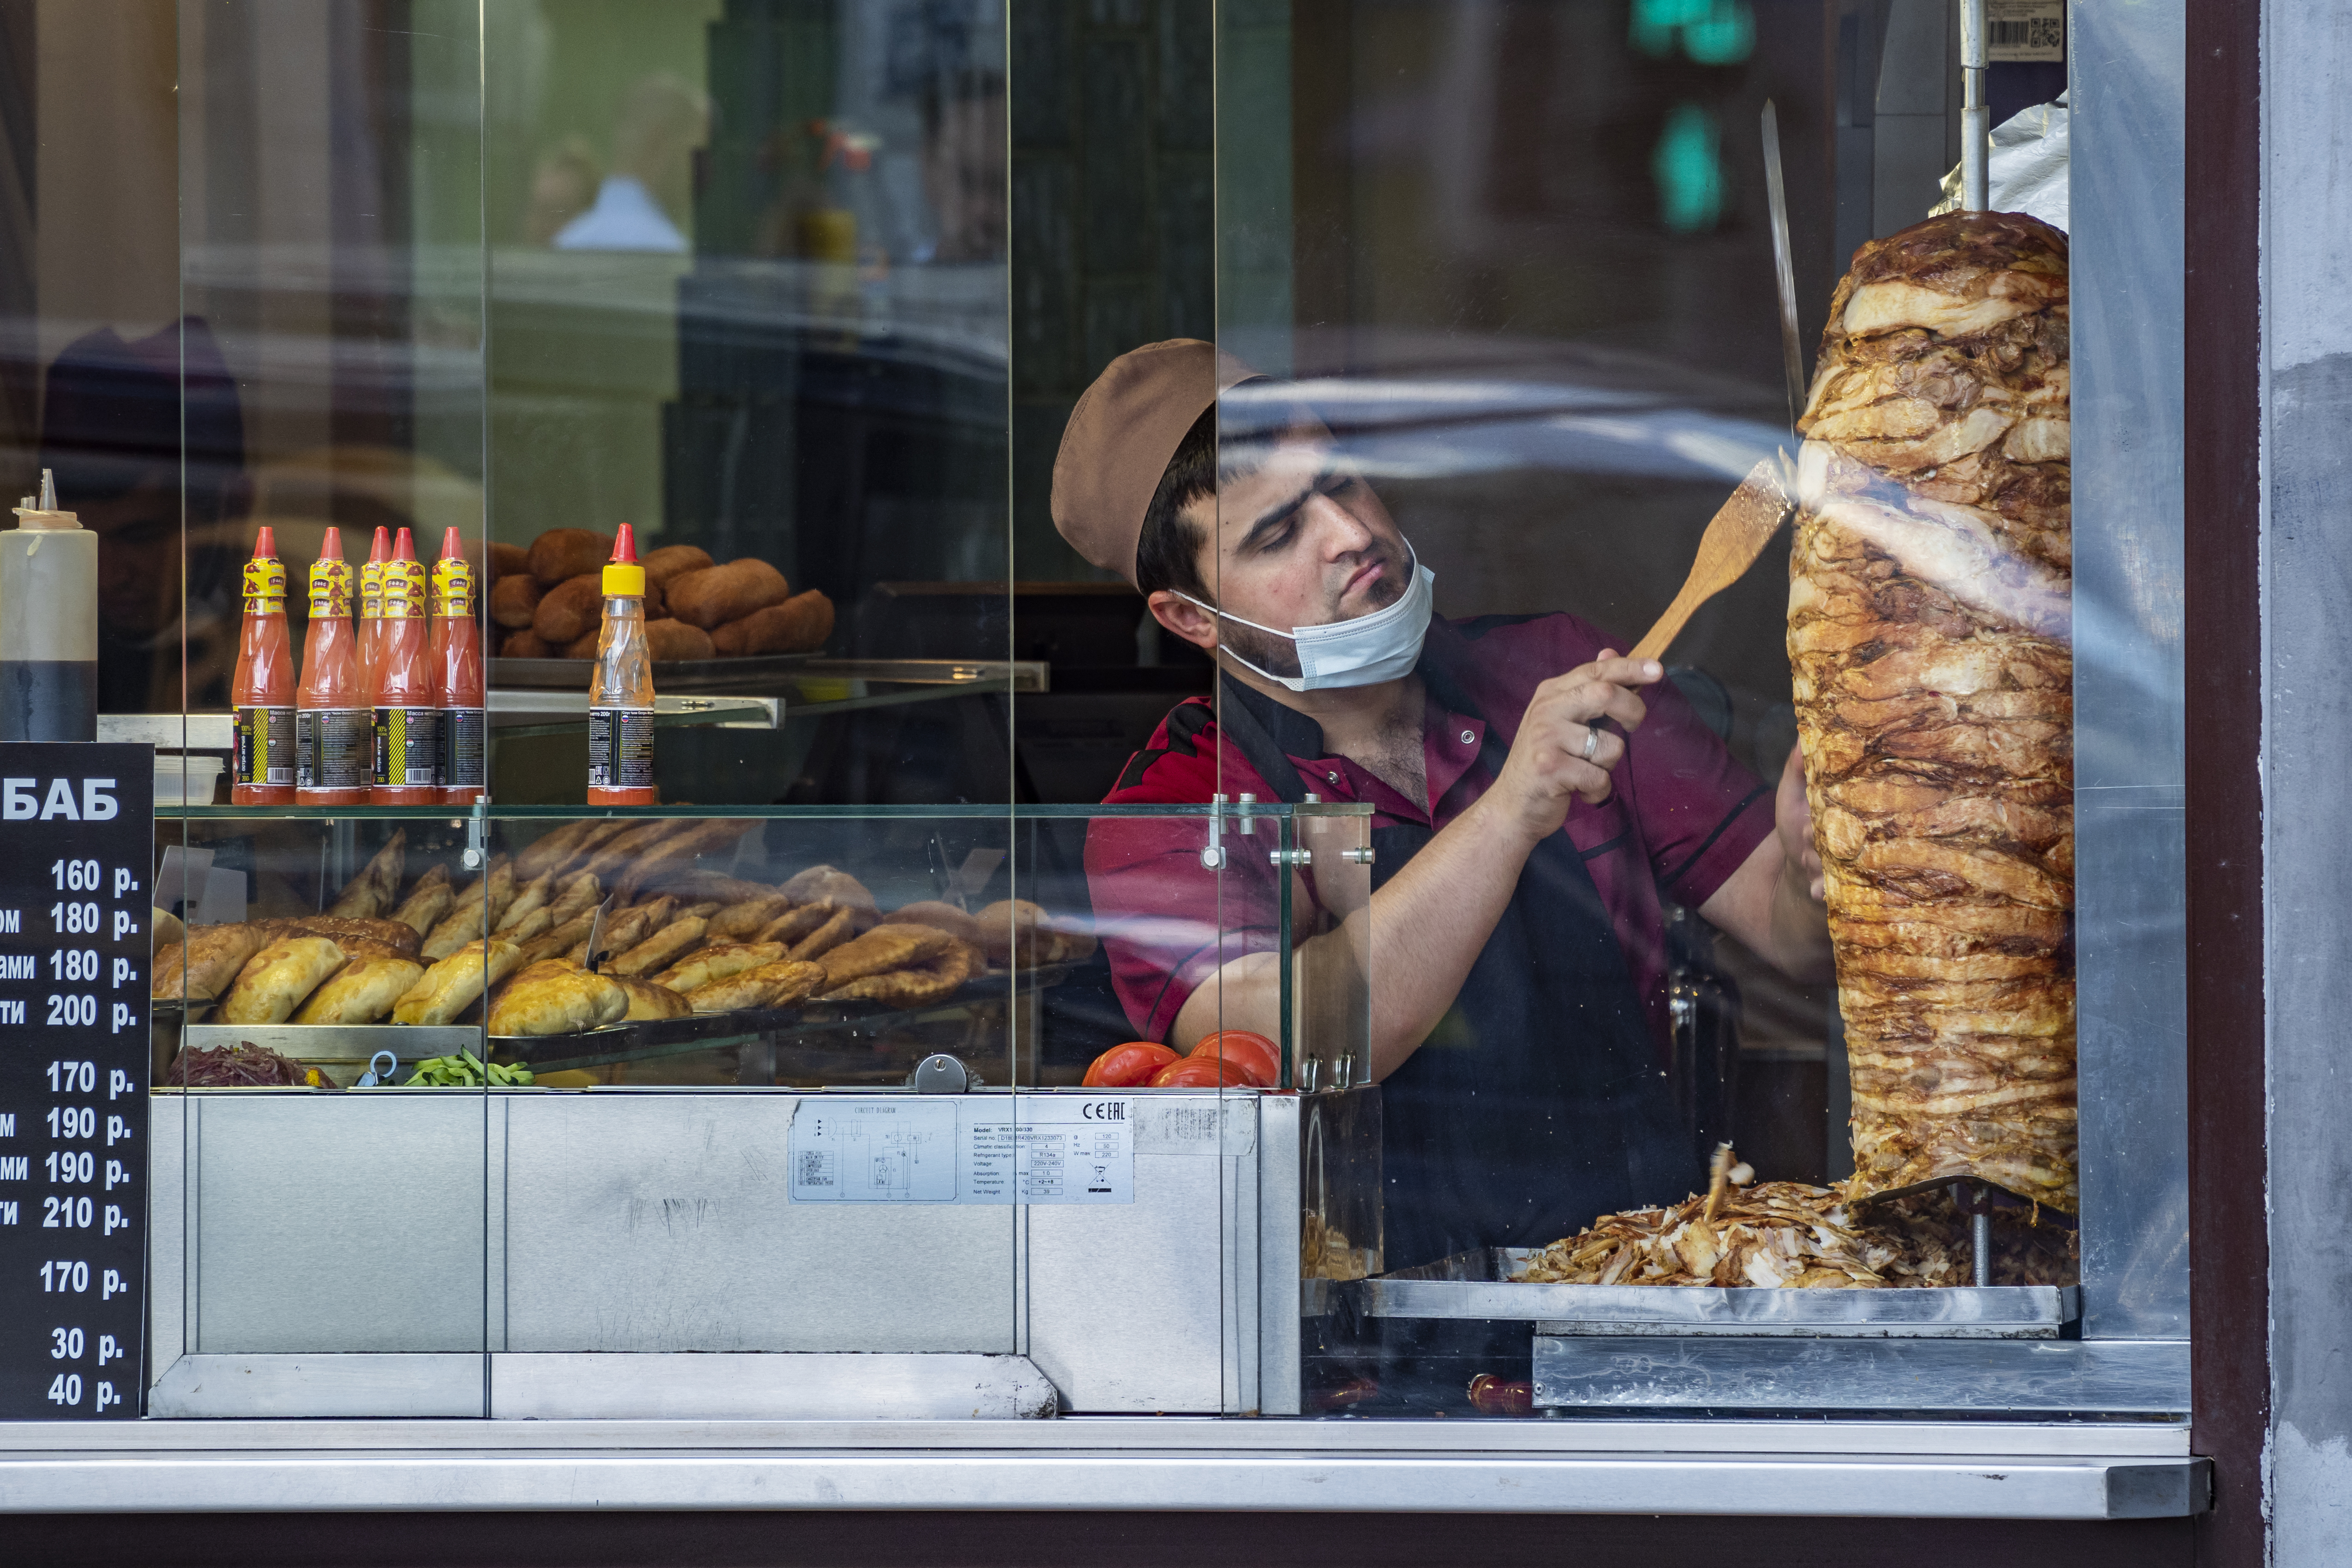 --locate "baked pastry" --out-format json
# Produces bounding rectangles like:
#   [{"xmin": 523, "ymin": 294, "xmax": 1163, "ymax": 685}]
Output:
[
  {"xmin": 525, "ymin": 528, "xmax": 614, "ymax": 585},
  {"xmin": 614, "ymin": 819, "xmax": 756, "ymax": 900},
  {"xmin": 280, "ymin": 915, "xmax": 421, "ymax": 956},
  {"xmin": 512, "ymin": 820, "xmax": 598, "ymax": 880},
  {"xmin": 819, "ymin": 939, "xmax": 979, "ymax": 1008},
  {"xmin": 327, "ymin": 830, "xmax": 406, "ymax": 918},
  {"xmin": 707, "ymin": 896, "xmax": 789, "ymax": 939},
  {"xmin": 614, "ymin": 975, "xmax": 692, "ymax": 1021},
  {"xmin": 487, "ymin": 965, "xmax": 627, "ymax": 1036},
  {"xmin": 218, "ymin": 937, "xmax": 348, "ymax": 1025},
  {"xmin": 289, "ymin": 955, "xmax": 425, "ymax": 1025},
  {"xmin": 685, "ymin": 959, "xmax": 826, "ymax": 1015},
  {"xmin": 494, "ymin": 870, "xmax": 556, "ymax": 934},
  {"xmin": 973, "ymin": 899, "xmax": 1097, "ymax": 967},
  {"xmin": 520, "ymin": 909, "xmax": 597, "ymax": 964},
  {"xmin": 544, "ymin": 871, "xmax": 604, "ymax": 928},
  {"xmin": 782, "ymin": 906, "xmax": 858, "ymax": 962},
  {"xmin": 711, "ymin": 590, "xmax": 833, "ymax": 656},
  {"xmin": 1790, "ymin": 210, "xmax": 2075, "ymax": 1212},
  {"xmin": 779, "ymin": 865, "xmax": 875, "ymax": 910},
  {"xmin": 389, "ymin": 865, "xmax": 453, "ymax": 936},
  {"xmin": 754, "ymin": 903, "xmax": 836, "ymax": 946},
  {"xmin": 151, "ymin": 922, "xmax": 271, "ymax": 1004},
  {"xmin": 813, "ymin": 923, "xmax": 953, "ymax": 988},
  {"xmin": 650, "ymin": 941, "xmax": 784, "ymax": 993},
  {"xmin": 393, "ymin": 939, "xmax": 527, "ymax": 1026},
  {"xmin": 608, "ymin": 916, "xmax": 707, "ymax": 977},
  {"xmin": 887, "ymin": 901, "xmax": 980, "ymax": 947}
]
